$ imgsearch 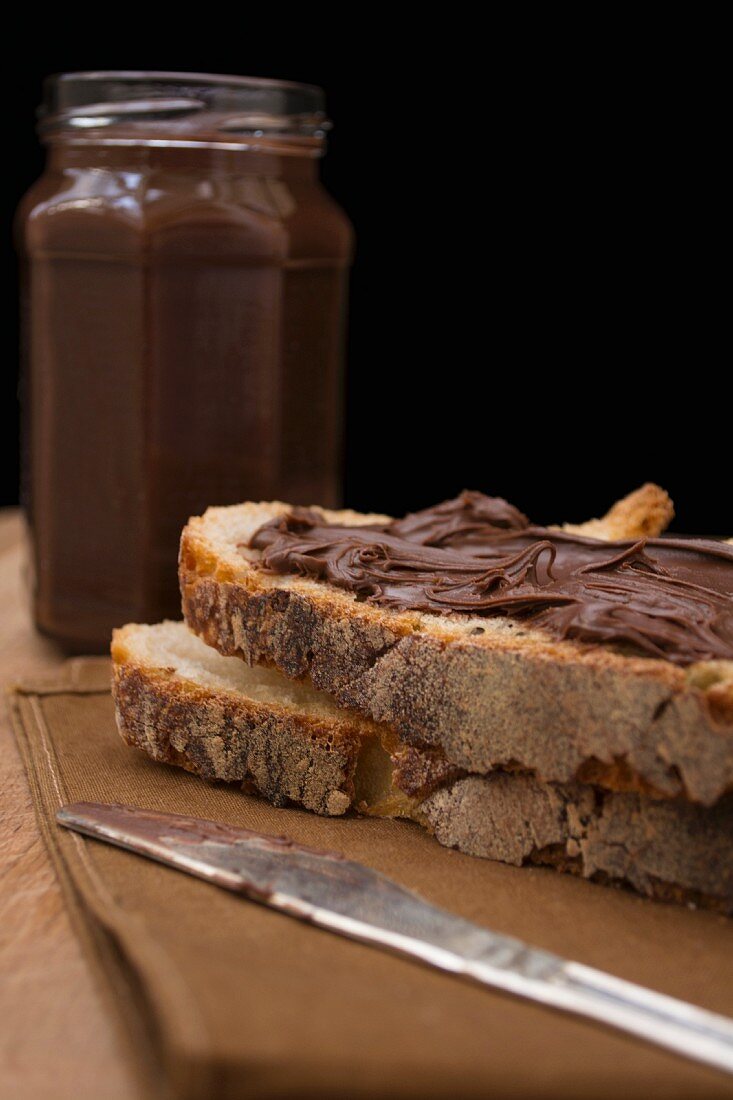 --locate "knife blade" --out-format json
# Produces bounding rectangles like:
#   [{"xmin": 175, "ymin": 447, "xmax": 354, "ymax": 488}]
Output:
[{"xmin": 57, "ymin": 801, "xmax": 733, "ymax": 1076}]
